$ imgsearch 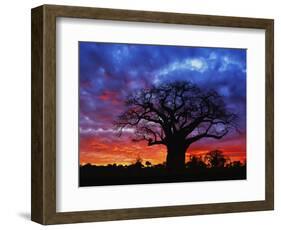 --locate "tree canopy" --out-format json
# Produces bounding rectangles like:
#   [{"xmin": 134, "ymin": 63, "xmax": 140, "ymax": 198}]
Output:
[
  {"xmin": 116, "ymin": 81, "xmax": 237, "ymax": 145},
  {"xmin": 115, "ymin": 81, "xmax": 238, "ymax": 170}
]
